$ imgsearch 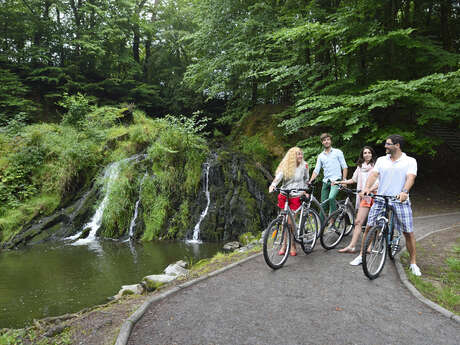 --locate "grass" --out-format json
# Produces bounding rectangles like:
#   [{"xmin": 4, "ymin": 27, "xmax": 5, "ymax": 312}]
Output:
[
  {"xmin": 187, "ymin": 245, "xmax": 261, "ymax": 278},
  {"xmin": 402, "ymin": 235, "xmax": 460, "ymax": 315},
  {"xmin": 0, "ymin": 327, "xmax": 71, "ymax": 345}
]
